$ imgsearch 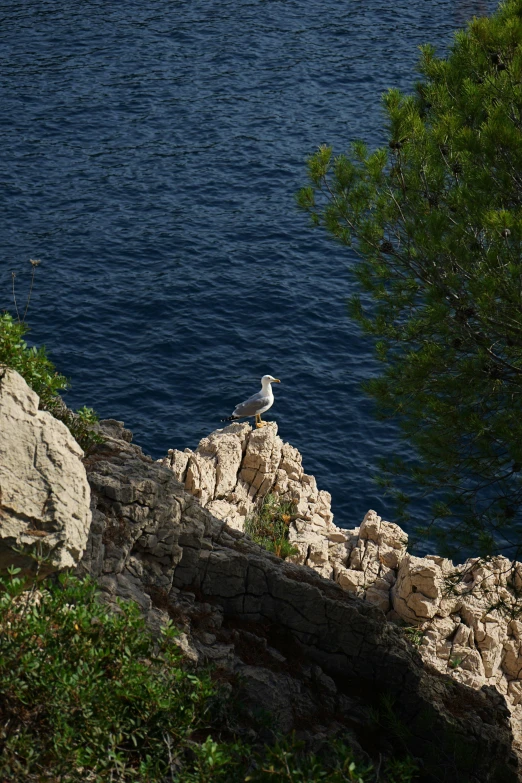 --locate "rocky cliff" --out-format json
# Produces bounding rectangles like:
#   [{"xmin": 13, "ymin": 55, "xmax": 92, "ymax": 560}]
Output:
[
  {"xmin": 1, "ymin": 368, "xmax": 521, "ymax": 781},
  {"xmin": 161, "ymin": 423, "xmax": 522, "ymax": 716},
  {"xmin": 162, "ymin": 423, "xmax": 522, "ymax": 710},
  {"xmin": 76, "ymin": 418, "xmax": 517, "ymax": 781}
]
